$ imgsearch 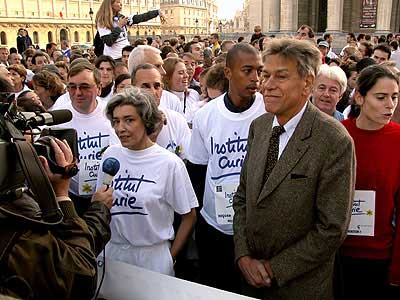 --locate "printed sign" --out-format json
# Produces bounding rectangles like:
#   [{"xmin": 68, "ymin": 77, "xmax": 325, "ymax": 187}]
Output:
[
  {"xmin": 78, "ymin": 159, "xmax": 100, "ymax": 196},
  {"xmin": 360, "ymin": 0, "xmax": 377, "ymax": 28},
  {"xmin": 214, "ymin": 184, "xmax": 238, "ymax": 225},
  {"xmin": 347, "ymin": 190, "xmax": 375, "ymax": 236}
]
